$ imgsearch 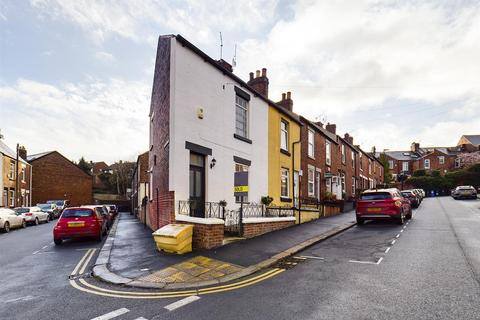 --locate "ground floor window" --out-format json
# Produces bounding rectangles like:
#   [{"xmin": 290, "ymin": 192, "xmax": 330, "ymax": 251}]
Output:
[
  {"xmin": 235, "ymin": 163, "xmax": 249, "ymax": 203},
  {"xmin": 281, "ymin": 168, "xmax": 289, "ymax": 198},
  {"xmin": 308, "ymin": 166, "xmax": 315, "ymax": 197},
  {"xmin": 9, "ymin": 189, "xmax": 15, "ymax": 207},
  {"xmin": 352, "ymin": 177, "xmax": 356, "ymax": 197},
  {"xmin": 326, "ymin": 177, "xmax": 332, "ymax": 193}
]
